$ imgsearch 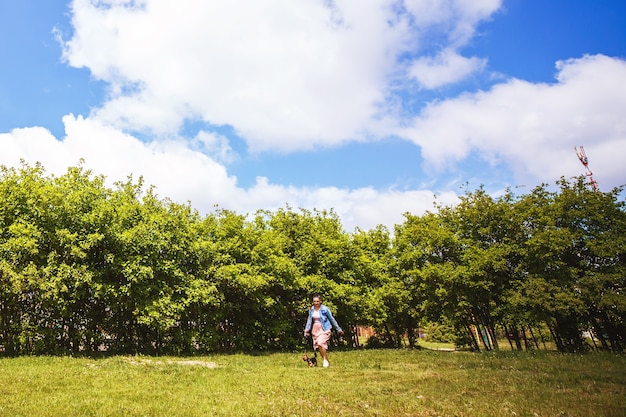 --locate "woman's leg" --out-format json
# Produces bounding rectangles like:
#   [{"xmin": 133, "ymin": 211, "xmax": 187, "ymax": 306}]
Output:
[
  {"xmin": 318, "ymin": 344, "xmax": 328, "ymax": 361},
  {"xmin": 318, "ymin": 344, "xmax": 330, "ymax": 367},
  {"xmin": 313, "ymin": 327, "xmax": 331, "ymax": 367}
]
